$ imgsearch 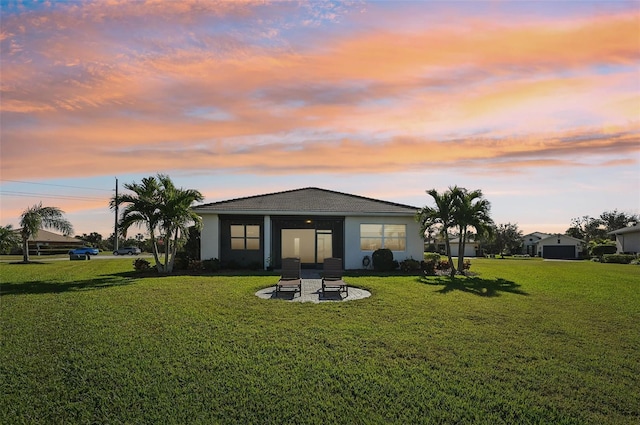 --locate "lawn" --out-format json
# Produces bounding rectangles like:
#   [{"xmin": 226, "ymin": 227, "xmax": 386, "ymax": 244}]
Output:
[{"xmin": 1, "ymin": 258, "xmax": 638, "ymax": 424}]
